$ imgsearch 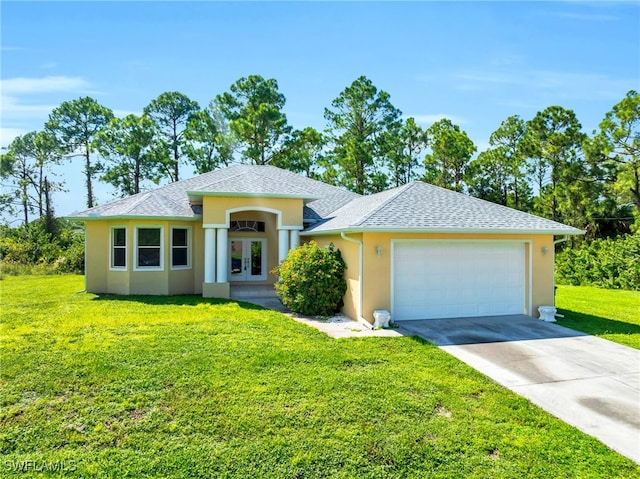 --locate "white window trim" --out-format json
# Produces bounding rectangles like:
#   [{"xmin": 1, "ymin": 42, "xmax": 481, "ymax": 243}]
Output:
[
  {"xmin": 109, "ymin": 226, "xmax": 127, "ymax": 271},
  {"xmin": 134, "ymin": 225, "xmax": 164, "ymax": 272},
  {"xmin": 170, "ymin": 226, "xmax": 192, "ymax": 270}
]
